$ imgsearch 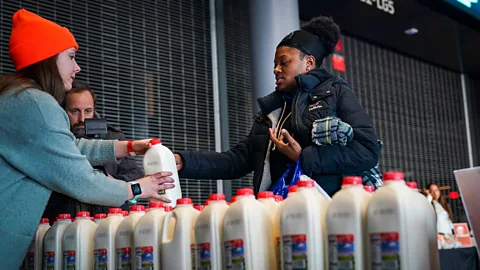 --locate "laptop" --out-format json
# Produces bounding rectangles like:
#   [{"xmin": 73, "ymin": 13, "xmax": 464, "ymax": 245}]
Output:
[{"xmin": 453, "ymin": 166, "xmax": 480, "ymax": 258}]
